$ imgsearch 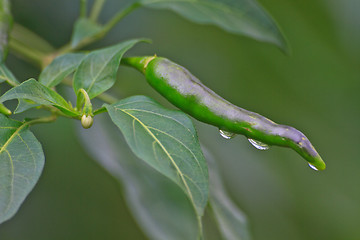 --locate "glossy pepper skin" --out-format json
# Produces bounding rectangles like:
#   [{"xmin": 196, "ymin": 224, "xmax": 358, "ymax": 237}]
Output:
[{"xmin": 122, "ymin": 56, "xmax": 326, "ymax": 170}]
